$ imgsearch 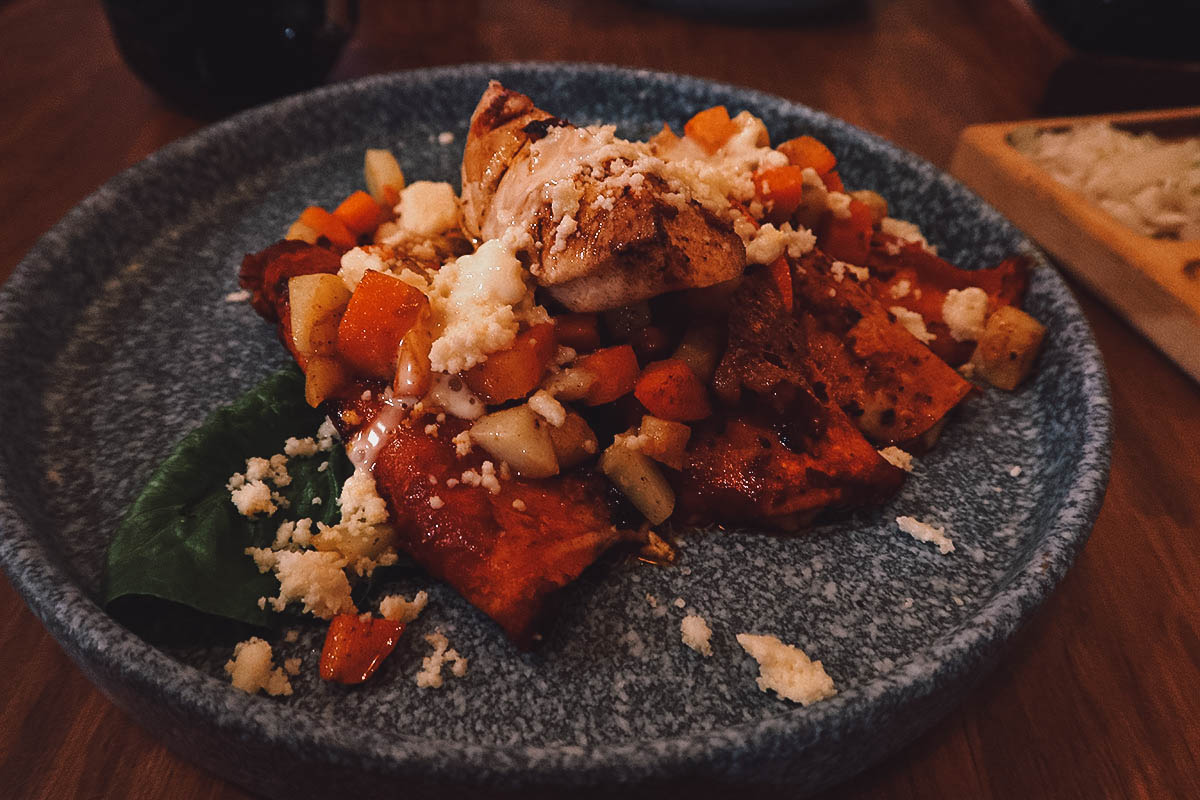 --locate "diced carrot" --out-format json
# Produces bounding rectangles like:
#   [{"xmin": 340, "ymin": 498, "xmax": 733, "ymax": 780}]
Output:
[
  {"xmin": 777, "ymin": 135, "xmax": 838, "ymax": 175},
  {"xmin": 767, "ymin": 256, "xmax": 793, "ymax": 312},
  {"xmin": 754, "ymin": 165, "xmax": 806, "ymax": 222},
  {"xmin": 575, "ymin": 344, "xmax": 640, "ymax": 406},
  {"xmin": 821, "ymin": 169, "xmax": 845, "ymax": 193},
  {"xmin": 634, "ymin": 358, "xmax": 713, "ymax": 422},
  {"xmin": 333, "ymin": 190, "xmax": 387, "ymax": 237},
  {"xmin": 319, "ymin": 613, "xmax": 405, "ymax": 685},
  {"xmin": 817, "ymin": 197, "xmax": 875, "ymax": 265},
  {"xmin": 465, "ymin": 323, "xmax": 558, "ymax": 403},
  {"xmin": 336, "ymin": 270, "xmax": 428, "ymax": 379},
  {"xmin": 684, "ymin": 106, "xmax": 739, "ymax": 155},
  {"xmin": 297, "ymin": 206, "xmax": 356, "ymax": 250},
  {"xmin": 648, "ymin": 123, "xmax": 681, "ymax": 150},
  {"xmin": 554, "ymin": 313, "xmax": 602, "ymax": 352}
]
